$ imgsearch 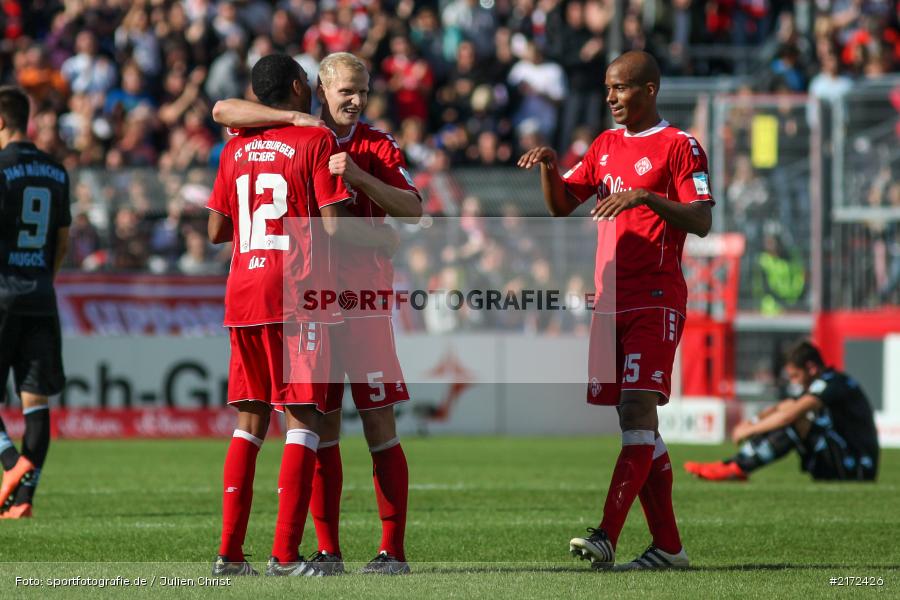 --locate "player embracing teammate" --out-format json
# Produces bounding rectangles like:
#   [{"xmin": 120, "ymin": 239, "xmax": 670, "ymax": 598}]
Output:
[
  {"xmin": 519, "ymin": 51, "xmax": 714, "ymax": 570},
  {"xmin": 207, "ymin": 53, "xmax": 400, "ymax": 577},
  {"xmin": 212, "ymin": 52, "xmax": 421, "ymax": 575}
]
